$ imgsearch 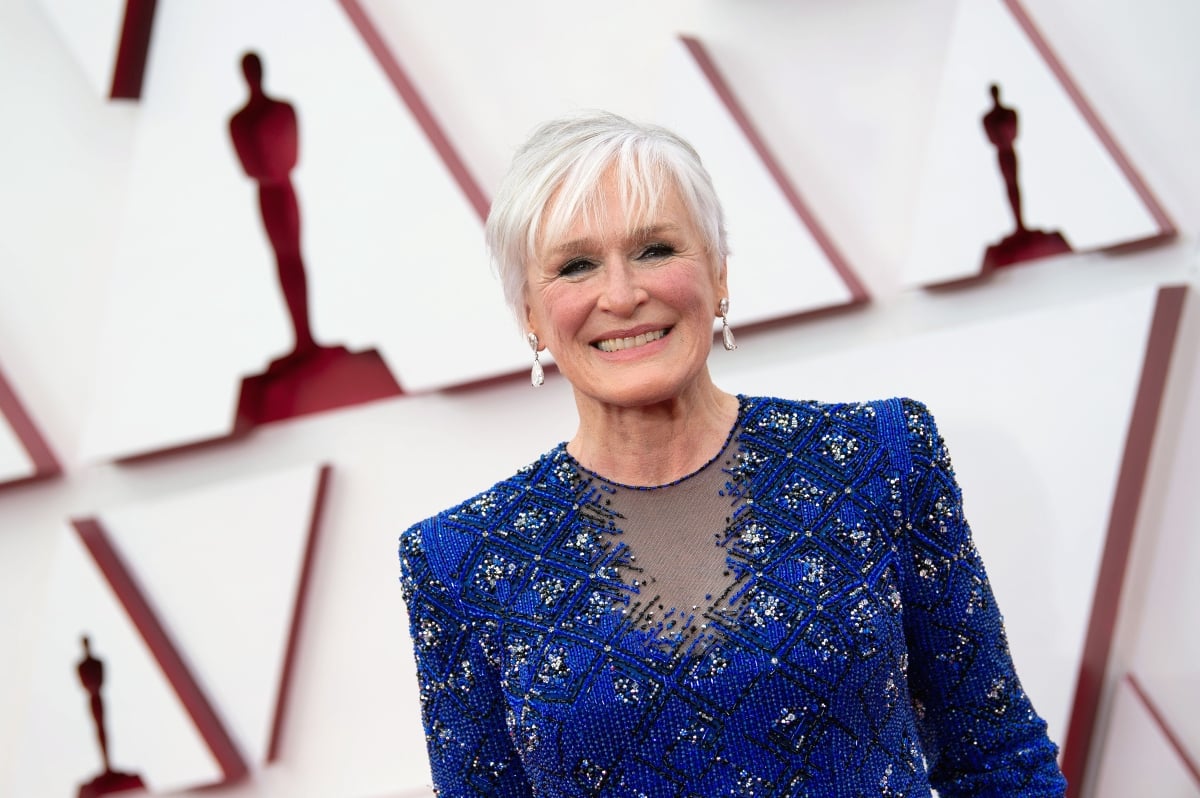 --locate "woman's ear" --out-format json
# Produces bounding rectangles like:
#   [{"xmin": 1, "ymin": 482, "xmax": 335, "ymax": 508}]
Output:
[
  {"xmin": 524, "ymin": 306, "xmax": 544, "ymax": 351},
  {"xmin": 717, "ymin": 258, "xmax": 729, "ymax": 307}
]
